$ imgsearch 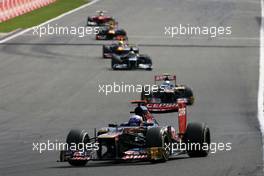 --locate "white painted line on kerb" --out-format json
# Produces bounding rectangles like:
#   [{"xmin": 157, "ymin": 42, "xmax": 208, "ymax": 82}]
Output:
[
  {"xmin": 0, "ymin": 0, "xmax": 101, "ymax": 44},
  {"xmin": 260, "ymin": 0, "xmax": 264, "ymax": 171}
]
